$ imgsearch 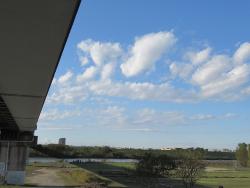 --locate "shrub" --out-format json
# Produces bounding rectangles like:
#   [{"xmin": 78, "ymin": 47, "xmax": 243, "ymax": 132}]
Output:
[{"xmin": 136, "ymin": 153, "xmax": 176, "ymax": 177}]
